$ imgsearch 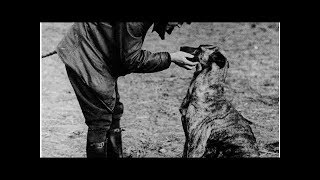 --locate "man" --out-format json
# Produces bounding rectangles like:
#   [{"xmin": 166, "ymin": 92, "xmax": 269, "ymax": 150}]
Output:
[{"xmin": 56, "ymin": 22, "xmax": 197, "ymax": 158}]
